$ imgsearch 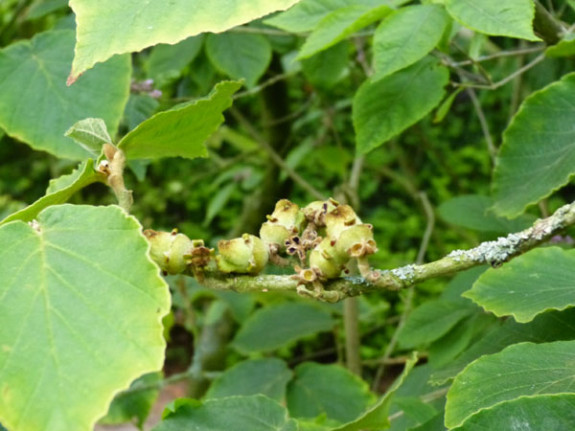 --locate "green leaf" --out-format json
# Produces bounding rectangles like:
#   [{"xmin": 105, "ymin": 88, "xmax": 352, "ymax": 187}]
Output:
[
  {"xmin": 287, "ymin": 362, "xmax": 375, "ymax": 423},
  {"xmin": 492, "ymin": 73, "xmax": 575, "ymax": 217},
  {"xmin": 0, "ymin": 30, "xmax": 130, "ymax": 160},
  {"xmin": 332, "ymin": 353, "xmax": 417, "ymax": 431},
  {"xmin": 0, "ymin": 161, "xmax": 101, "ymax": 225},
  {"xmin": 232, "ymin": 302, "xmax": 334, "ymax": 354},
  {"xmin": 118, "ymin": 81, "xmax": 242, "ymax": 160},
  {"xmin": 69, "ymin": 0, "xmax": 300, "ymax": 80},
  {"xmin": 206, "ymin": 358, "xmax": 292, "ymax": 401},
  {"xmin": 302, "ymin": 41, "xmax": 349, "ymax": 89},
  {"xmin": 64, "ymin": 118, "xmax": 112, "ymax": 155},
  {"xmin": 430, "ymin": 308, "xmax": 575, "ymax": 385},
  {"xmin": 153, "ymin": 395, "xmax": 298, "ymax": 431},
  {"xmin": 444, "ymin": 0, "xmax": 540, "ymax": 41},
  {"xmin": 147, "ymin": 36, "xmax": 204, "ymax": 86},
  {"xmin": 398, "ymin": 300, "xmax": 475, "ymax": 349},
  {"xmin": 297, "ymin": 4, "xmax": 392, "ymax": 59},
  {"xmin": 265, "ymin": 0, "xmax": 354, "ymax": 33},
  {"xmin": 445, "ymin": 340, "xmax": 575, "ymax": 428},
  {"xmin": 123, "ymin": 95, "xmax": 159, "ymax": 132},
  {"xmin": 204, "ymin": 182, "xmax": 238, "ymax": 226},
  {"xmin": 546, "ymin": 33, "xmax": 575, "ymax": 58},
  {"xmin": 389, "ymin": 398, "xmax": 437, "ymax": 430},
  {"xmin": 99, "ymin": 372, "xmax": 162, "ymax": 428},
  {"xmin": 464, "ymin": 247, "xmax": 575, "ymax": 323},
  {"xmin": 372, "ymin": 5, "xmax": 450, "ymax": 81},
  {"xmin": 206, "ymin": 33, "xmax": 272, "ymax": 88},
  {"xmin": 0, "ymin": 205, "xmax": 170, "ymax": 431},
  {"xmin": 353, "ymin": 57, "xmax": 449, "ymax": 154},
  {"xmin": 433, "ymin": 88, "xmax": 463, "ymax": 123},
  {"xmin": 438, "ymin": 195, "xmax": 536, "ymax": 233},
  {"xmin": 451, "ymin": 394, "xmax": 575, "ymax": 430}
]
